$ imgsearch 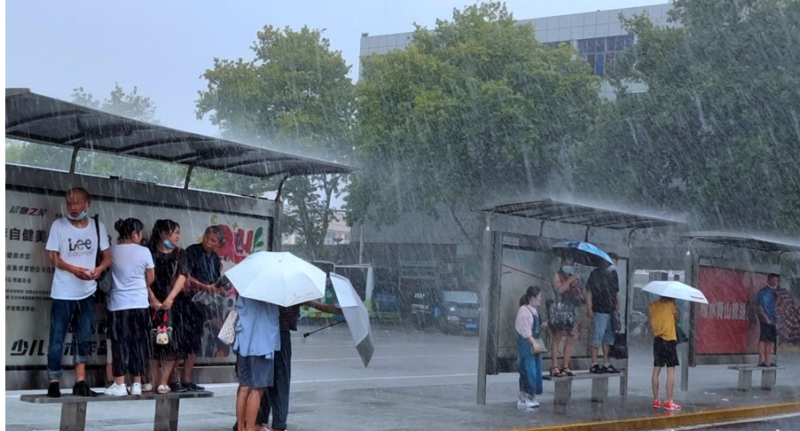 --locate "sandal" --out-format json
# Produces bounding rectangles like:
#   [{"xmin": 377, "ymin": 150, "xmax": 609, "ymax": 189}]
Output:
[
  {"xmin": 550, "ymin": 367, "xmax": 563, "ymax": 377},
  {"xmin": 561, "ymin": 367, "xmax": 575, "ymax": 377},
  {"xmin": 156, "ymin": 384, "xmax": 171, "ymax": 394}
]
